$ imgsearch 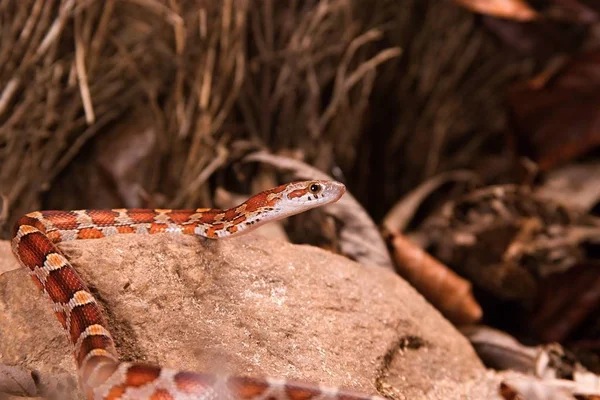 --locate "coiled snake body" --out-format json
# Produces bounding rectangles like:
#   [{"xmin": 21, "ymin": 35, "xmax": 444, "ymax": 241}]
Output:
[{"xmin": 11, "ymin": 180, "xmax": 381, "ymax": 400}]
